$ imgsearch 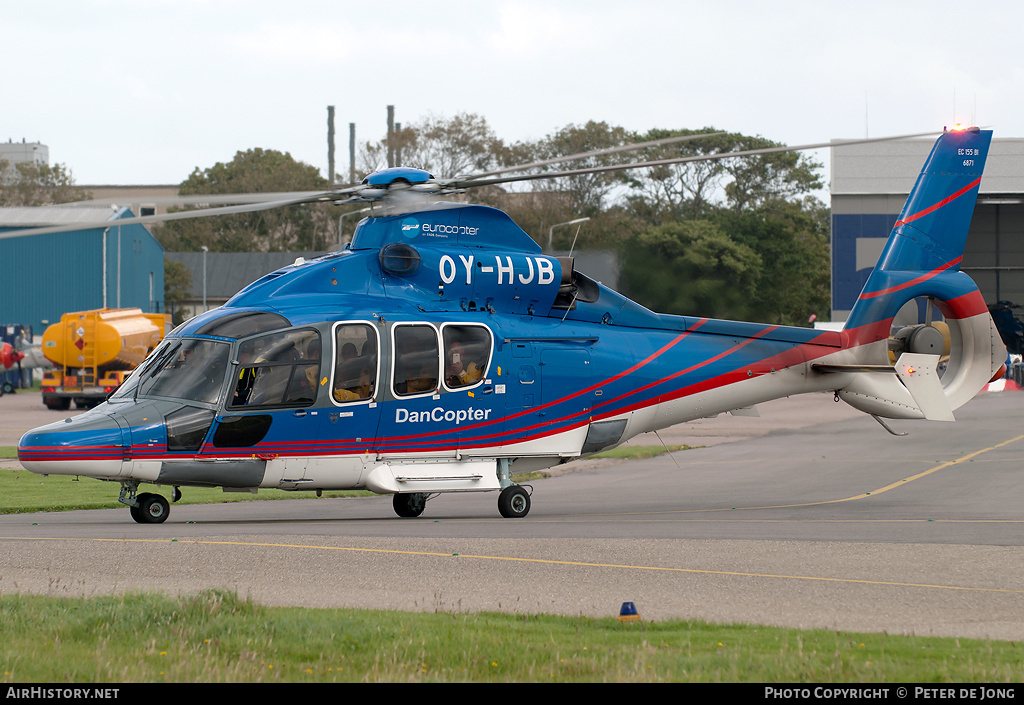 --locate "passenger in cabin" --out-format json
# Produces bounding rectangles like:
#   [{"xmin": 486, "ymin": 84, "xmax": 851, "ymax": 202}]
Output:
[
  {"xmin": 445, "ymin": 340, "xmax": 484, "ymax": 388},
  {"xmin": 357, "ymin": 367, "xmax": 373, "ymax": 397},
  {"xmin": 333, "ymin": 365, "xmax": 373, "ymax": 402},
  {"xmin": 405, "ymin": 358, "xmax": 437, "ymax": 394},
  {"xmin": 333, "ymin": 326, "xmax": 378, "ymax": 402}
]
